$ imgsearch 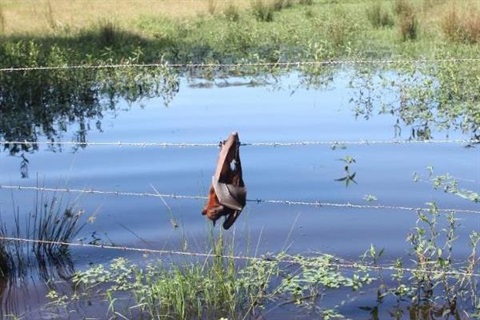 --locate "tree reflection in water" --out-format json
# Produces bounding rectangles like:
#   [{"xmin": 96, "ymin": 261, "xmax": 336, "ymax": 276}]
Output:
[{"xmin": 0, "ymin": 66, "xmax": 179, "ymax": 177}]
